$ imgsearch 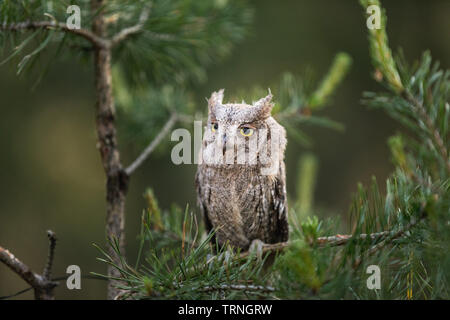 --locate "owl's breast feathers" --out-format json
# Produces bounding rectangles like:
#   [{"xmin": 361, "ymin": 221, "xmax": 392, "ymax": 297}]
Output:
[{"xmin": 195, "ymin": 164, "xmax": 288, "ymax": 250}]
